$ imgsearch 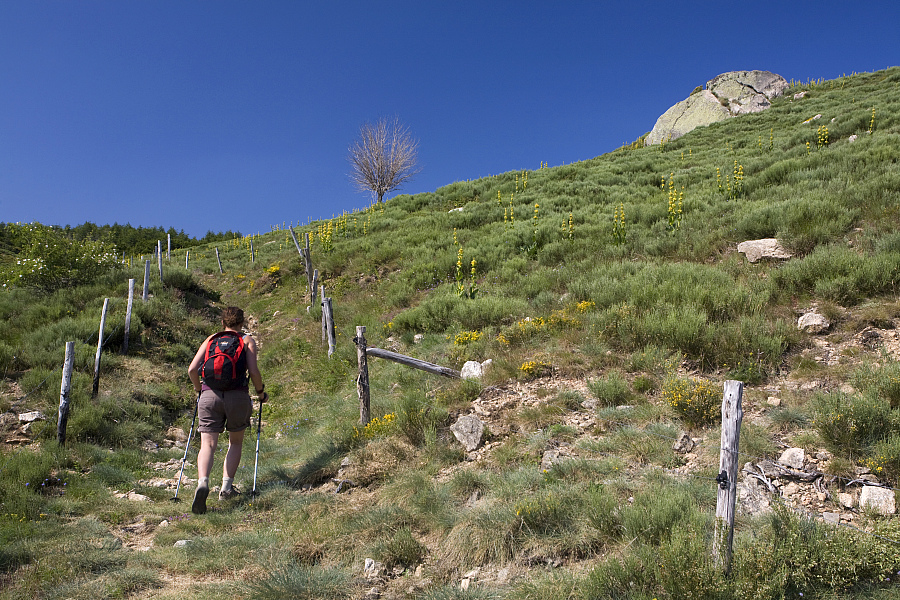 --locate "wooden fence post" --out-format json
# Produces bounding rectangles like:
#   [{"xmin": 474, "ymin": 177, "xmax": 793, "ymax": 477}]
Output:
[
  {"xmin": 289, "ymin": 226, "xmax": 303, "ymax": 256},
  {"xmin": 121, "ymin": 279, "xmax": 134, "ymax": 355},
  {"xmin": 167, "ymin": 234, "xmax": 171, "ymax": 260},
  {"xmin": 58, "ymin": 341, "xmax": 75, "ymax": 445},
  {"xmin": 185, "ymin": 250, "xmax": 189, "ymax": 270},
  {"xmin": 92, "ymin": 298, "xmax": 109, "ymax": 398},
  {"xmin": 713, "ymin": 379, "xmax": 744, "ymax": 575},
  {"xmin": 321, "ymin": 289, "xmax": 327, "ymax": 344},
  {"xmin": 215, "ymin": 247, "xmax": 223, "ymax": 274},
  {"xmin": 323, "ymin": 298, "xmax": 336, "ymax": 356},
  {"xmin": 157, "ymin": 241, "xmax": 163, "ymax": 282},
  {"xmin": 250, "ymin": 238, "xmax": 255, "ymax": 263},
  {"xmin": 354, "ymin": 326, "xmax": 370, "ymax": 425},
  {"xmin": 310, "ymin": 269, "xmax": 319, "ymax": 308},
  {"xmin": 142, "ymin": 260, "xmax": 150, "ymax": 301}
]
